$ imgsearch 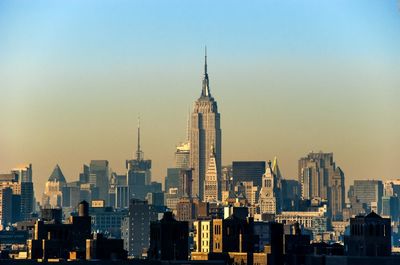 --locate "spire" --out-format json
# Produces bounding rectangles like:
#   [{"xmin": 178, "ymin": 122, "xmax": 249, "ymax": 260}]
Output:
[
  {"xmin": 136, "ymin": 115, "xmax": 143, "ymax": 160},
  {"xmin": 201, "ymin": 46, "xmax": 211, "ymax": 98}
]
